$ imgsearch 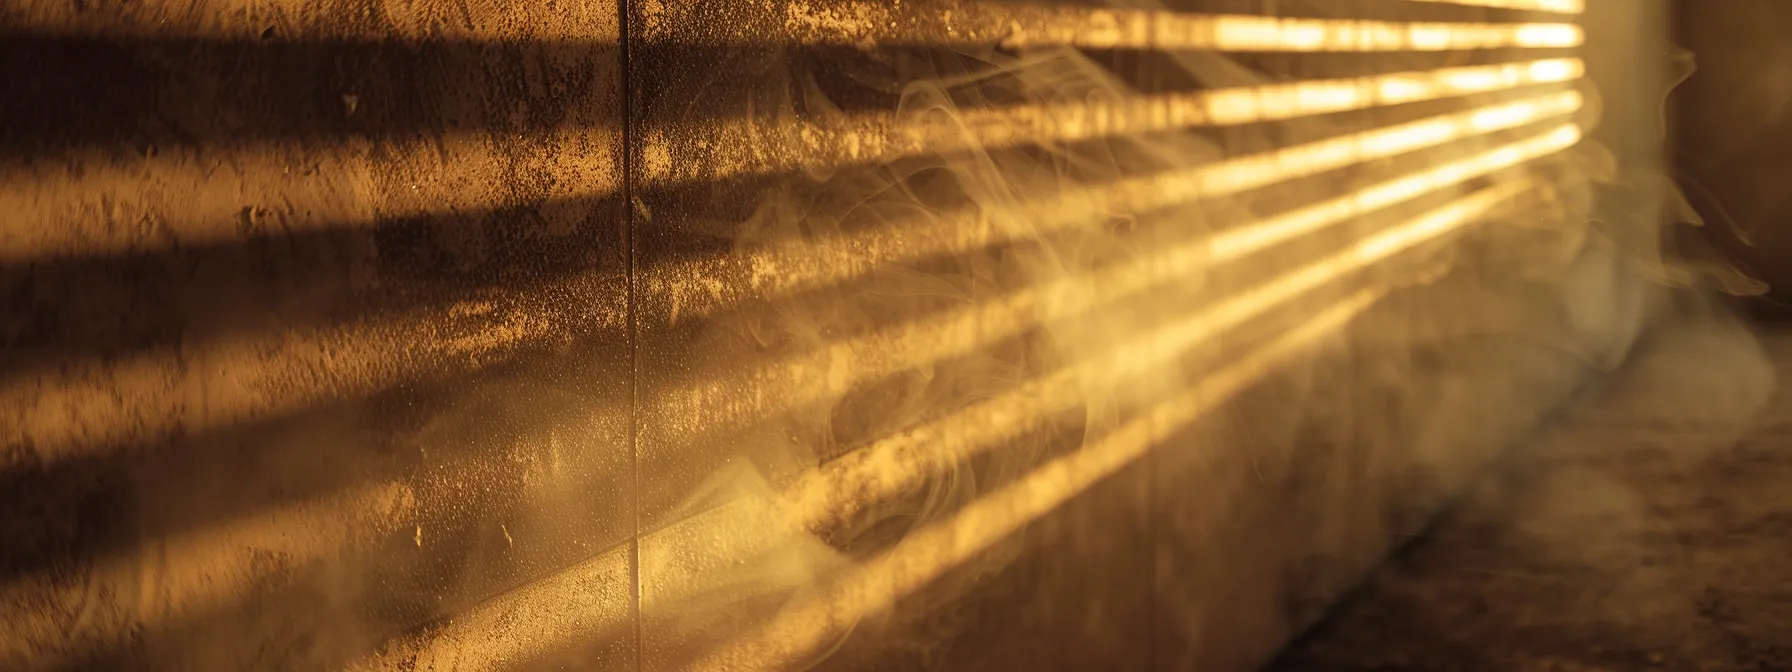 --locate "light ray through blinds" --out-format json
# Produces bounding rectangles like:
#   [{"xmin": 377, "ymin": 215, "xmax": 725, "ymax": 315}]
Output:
[
  {"xmin": 1406, "ymin": 0, "xmax": 1585, "ymax": 13},
  {"xmin": 0, "ymin": 0, "xmax": 1628, "ymax": 668},
  {"xmin": 677, "ymin": 1, "xmax": 1586, "ymax": 51},
  {"xmin": 645, "ymin": 118, "xmax": 1583, "ymax": 480},
  {"xmin": 651, "ymin": 84, "xmax": 1584, "ymax": 319},
  {"xmin": 640, "ymin": 58, "xmax": 1583, "ymax": 184},
  {"xmin": 342, "ymin": 0, "xmax": 1593, "ymax": 669}
]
